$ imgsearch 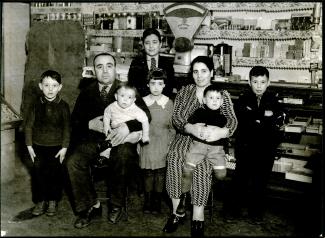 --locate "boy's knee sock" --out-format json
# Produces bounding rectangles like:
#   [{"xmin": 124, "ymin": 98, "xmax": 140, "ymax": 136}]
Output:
[
  {"xmin": 144, "ymin": 170, "xmax": 154, "ymax": 193},
  {"xmin": 154, "ymin": 168, "xmax": 165, "ymax": 193},
  {"xmin": 213, "ymin": 168, "xmax": 227, "ymax": 181}
]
